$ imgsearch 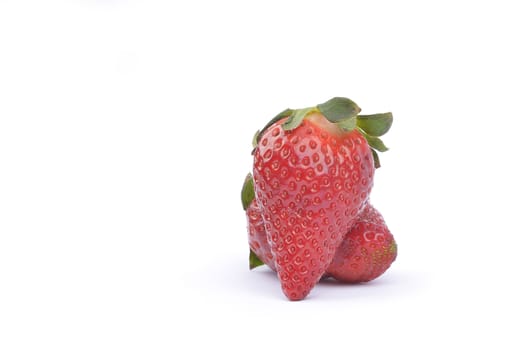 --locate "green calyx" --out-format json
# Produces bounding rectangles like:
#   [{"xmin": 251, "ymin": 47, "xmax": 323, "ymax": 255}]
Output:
[
  {"xmin": 357, "ymin": 112, "xmax": 393, "ymax": 137},
  {"xmin": 249, "ymin": 249, "xmax": 265, "ymax": 269},
  {"xmin": 241, "ymin": 173, "xmax": 255, "ymax": 211},
  {"xmin": 356, "ymin": 112, "xmax": 392, "ymax": 167},
  {"xmin": 283, "ymin": 97, "xmax": 362, "ymax": 132},
  {"xmin": 317, "ymin": 97, "xmax": 361, "ymax": 127},
  {"xmin": 253, "ymin": 97, "xmax": 393, "ymax": 168},
  {"xmin": 282, "ymin": 107, "xmax": 317, "ymax": 131},
  {"xmin": 254, "ymin": 108, "xmax": 294, "ymax": 146}
]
